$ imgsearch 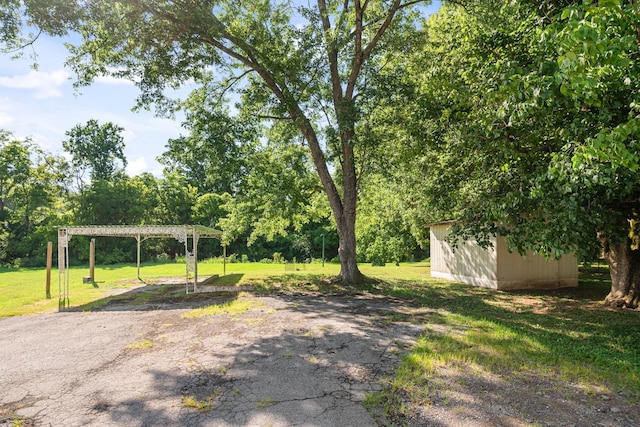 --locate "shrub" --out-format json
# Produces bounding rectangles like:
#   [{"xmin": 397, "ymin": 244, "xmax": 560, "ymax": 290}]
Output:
[{"xmin": 156, "ymin": 253, "xmax": 171, "ymax": 263}]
